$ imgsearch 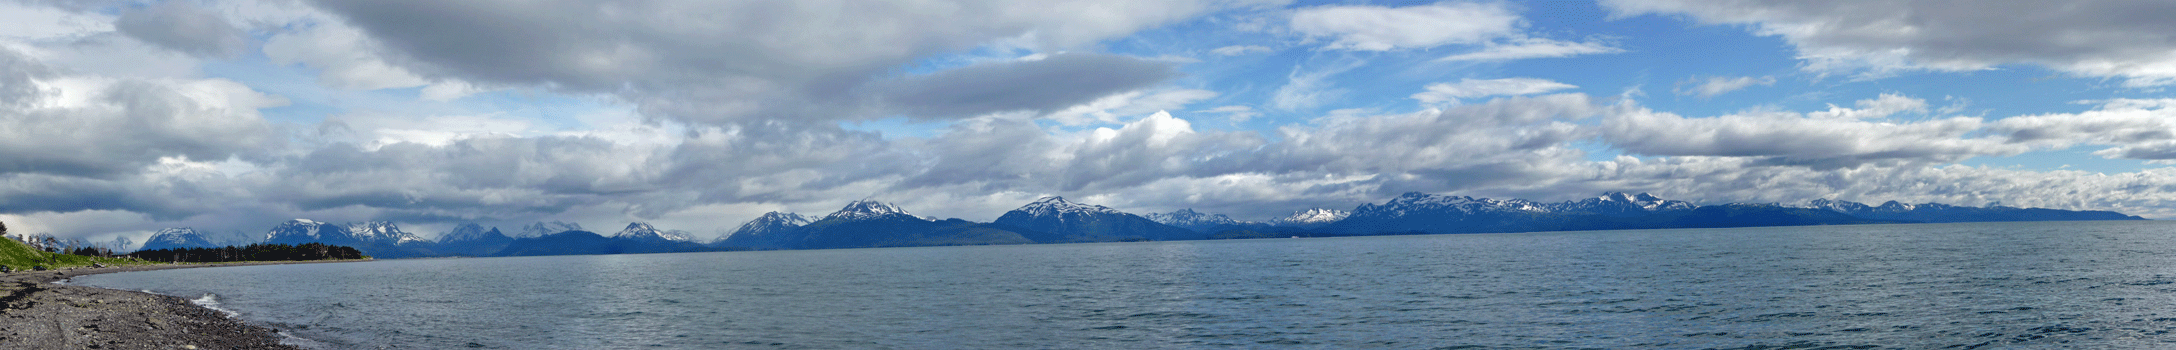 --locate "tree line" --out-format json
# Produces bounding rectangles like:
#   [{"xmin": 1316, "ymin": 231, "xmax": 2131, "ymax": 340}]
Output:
[{"xmin": 128, "ymin": 243, "xmax": 366, "ymax": 263}]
